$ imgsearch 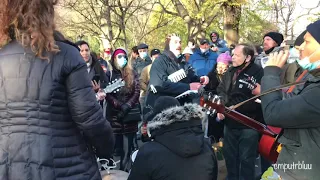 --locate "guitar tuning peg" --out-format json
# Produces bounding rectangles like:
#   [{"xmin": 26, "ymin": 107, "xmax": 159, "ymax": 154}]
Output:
[
  {"xmin": 117, "ymin": 89, "xmax": 120, "ymax": 92},
  {"xmin": 109, "ymin": 82, "xmax": 111, "ymax": 85}
]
